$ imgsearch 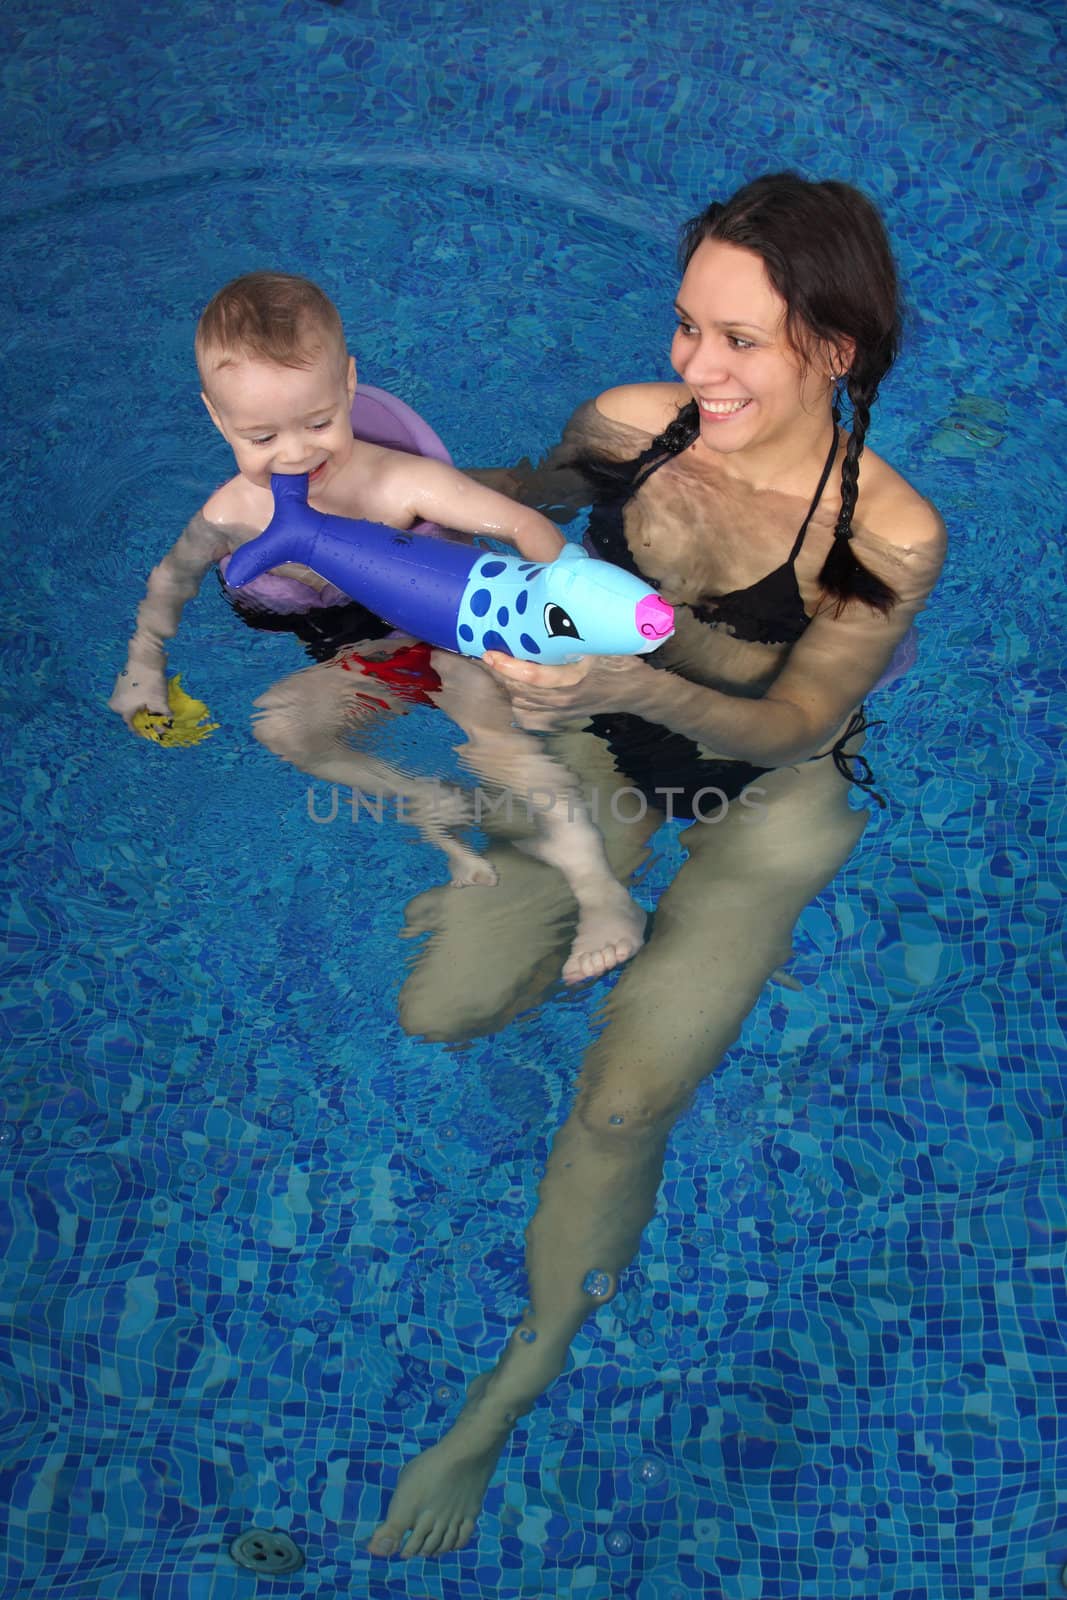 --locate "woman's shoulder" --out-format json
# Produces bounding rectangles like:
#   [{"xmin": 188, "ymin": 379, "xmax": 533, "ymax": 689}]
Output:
[
  {"xmin": 850, "ymin": 445, "xmax": 947, "ymax": 601},
  {"xmin": 549, "ymin": 383, "xmax": 690, "ymax": 469},
  {"xmin": 856, "ymin": 445, "xmax": 946, "ymax": 559},
  {"xmin": 594, "ymin": 382, "xmax": 693, "ymax": 435}
]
